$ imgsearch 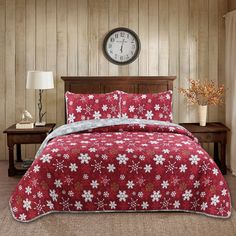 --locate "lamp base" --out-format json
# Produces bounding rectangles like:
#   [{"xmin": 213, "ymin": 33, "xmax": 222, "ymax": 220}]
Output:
[{"xmin": 35, "ymin": 121, "xmax": 46, "ymax": 127}]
